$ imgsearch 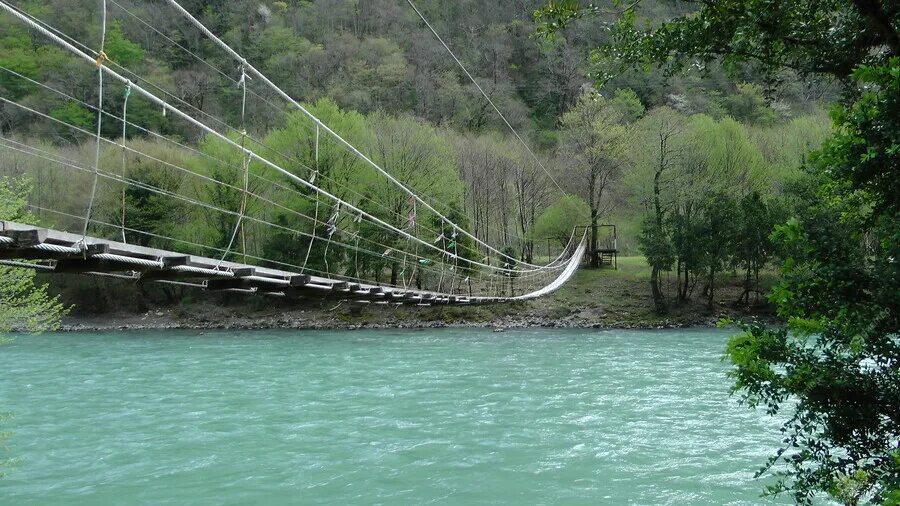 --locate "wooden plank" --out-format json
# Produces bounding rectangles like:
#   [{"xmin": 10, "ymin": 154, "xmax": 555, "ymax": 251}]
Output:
[
  {"xmin": 0, "ymin": 228, "xmax": 48, "ymax": 247},
  {"xmin": 161, "ymin": 255, "xmax": 190, "ymax": 267},
  {"xmin": 288, "ymin": 275, "xmax": 311, "ymax": 287},
  {"xmin": 229, "ymin": 267, "xmax": 255, "ymax": 277},
  {"xmin": 206, "ymin": 275, "xmax": 290, "ymax": 291}
]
